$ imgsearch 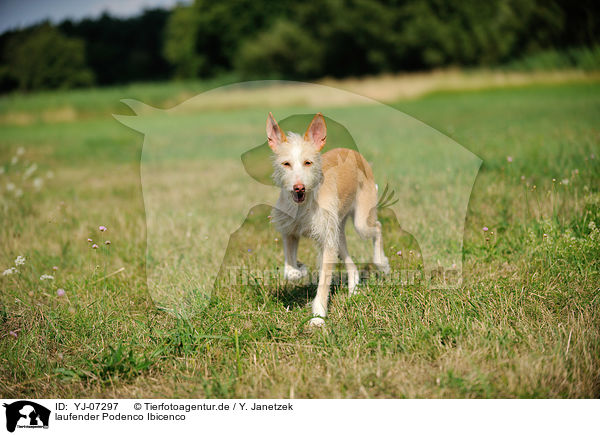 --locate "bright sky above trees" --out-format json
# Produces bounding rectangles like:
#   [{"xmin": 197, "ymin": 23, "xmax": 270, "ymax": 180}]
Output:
[{"xmin": 0, "ymin": 0, "xmax": 190, "ymax": 33}]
